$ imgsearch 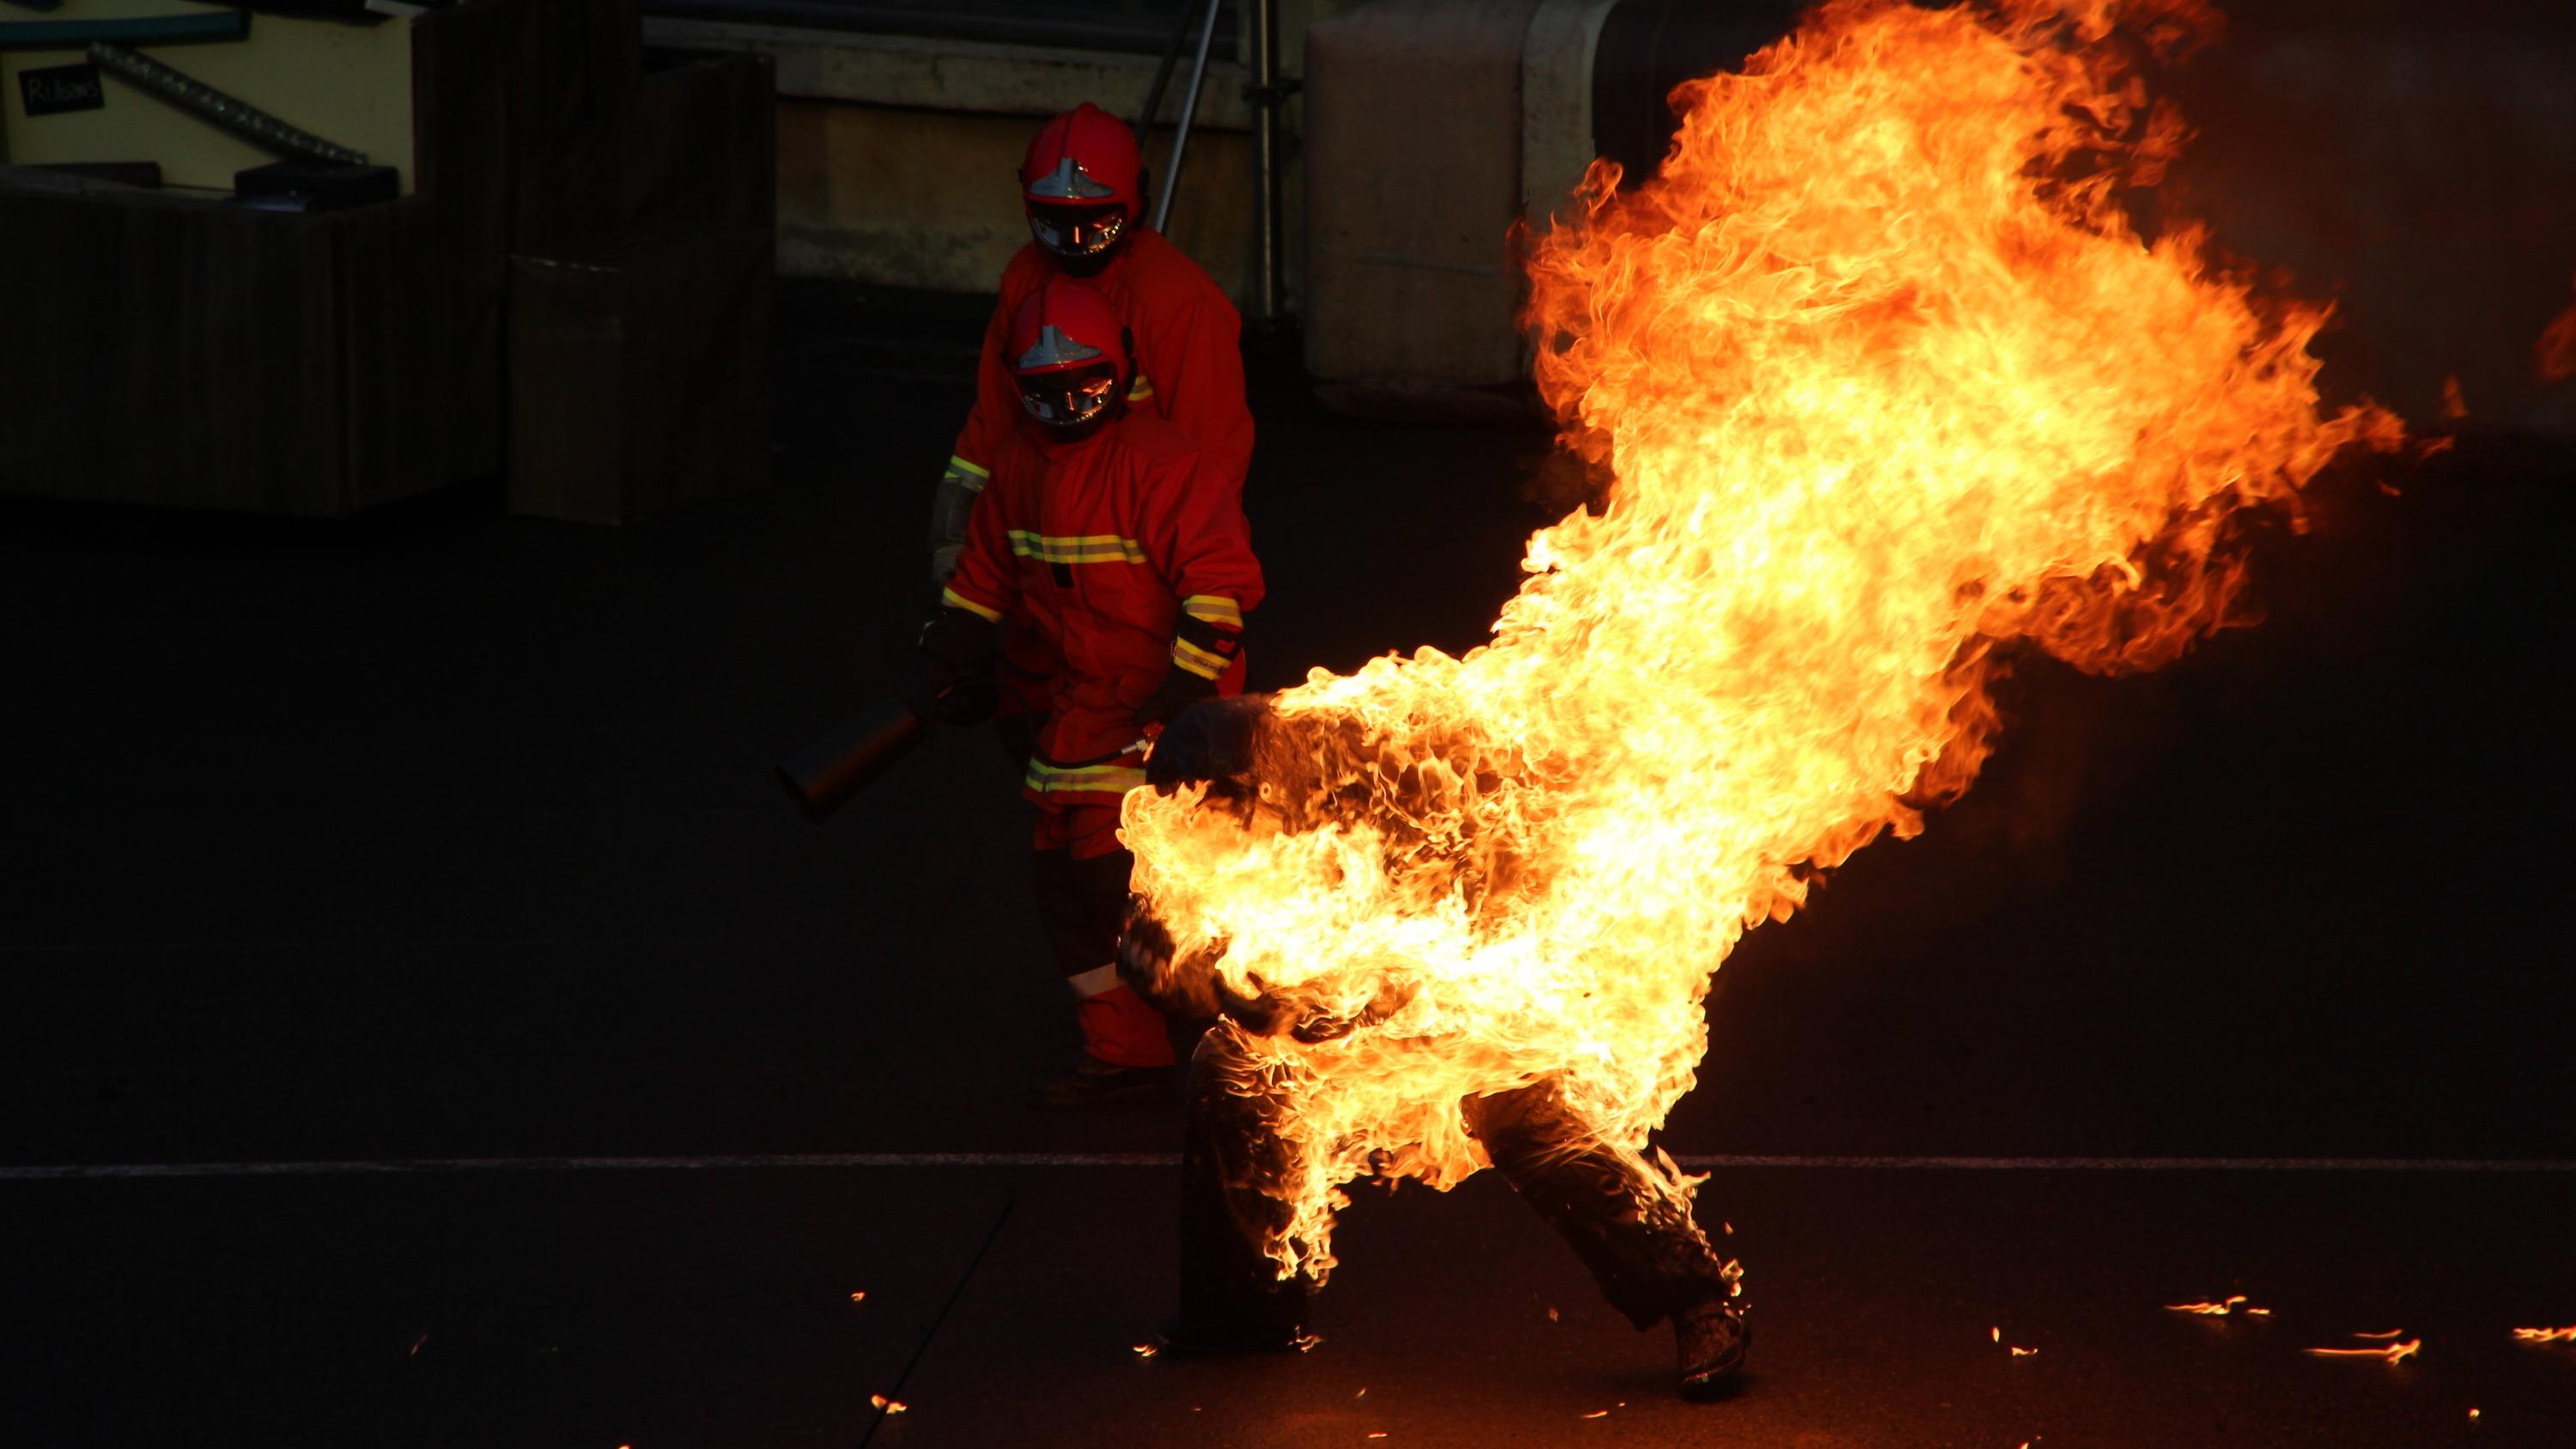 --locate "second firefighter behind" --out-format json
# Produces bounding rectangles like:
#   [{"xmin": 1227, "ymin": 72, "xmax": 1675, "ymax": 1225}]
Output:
[
  {"xmin": 920, "ymin": 277, "xmax": 1264, "ymax": 1108},
  {"xmin": 930, "ymin": 101, "xmax": 1253, "ymax": 585}
]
